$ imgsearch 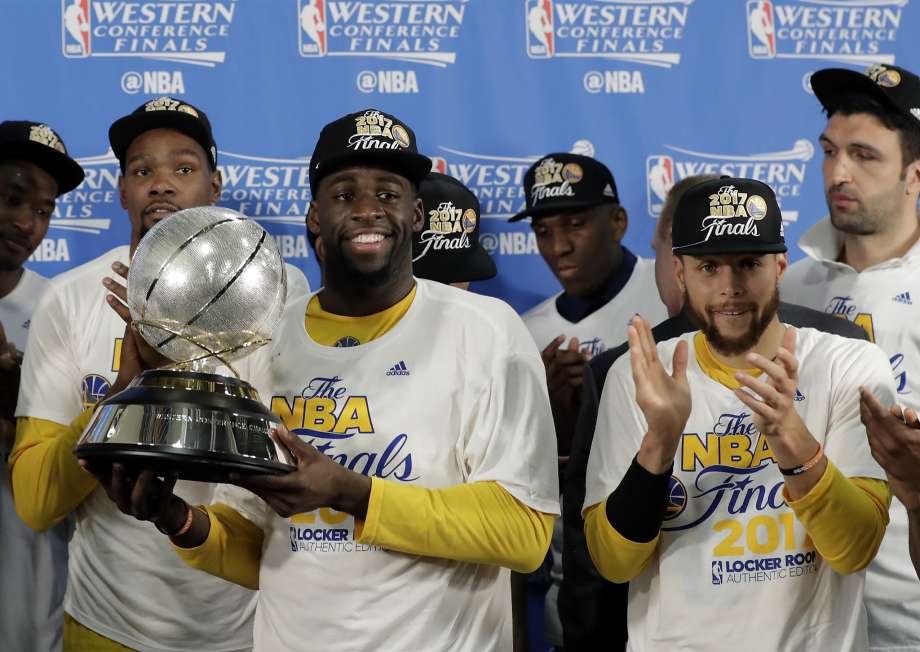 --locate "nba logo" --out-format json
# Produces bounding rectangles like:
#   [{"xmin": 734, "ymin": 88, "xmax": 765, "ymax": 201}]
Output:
[
  {"xmin": 747, "ymin": 0, "xmax": 776, "ymax": 59},
  {"xmin": 430, "ymin": 156, "xmax": 448, "ymax": 174},
  {"xmin": 526, "ymin": 0, "xmax": 554, "ymax": 59},
  {"xmin": 646, "ymin": 155, "xmax": 675, "ymax": 217},
  {"xmin": 299, "ymin": 0, "xmax": 327, "ymax": 57},
  {"xmin": 711, "ymin": 561, "xmax": 724, "ymax": 585},
  {"xmin": 62, "ymin": 0, "xmax": 91, "ymax": 57}
]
